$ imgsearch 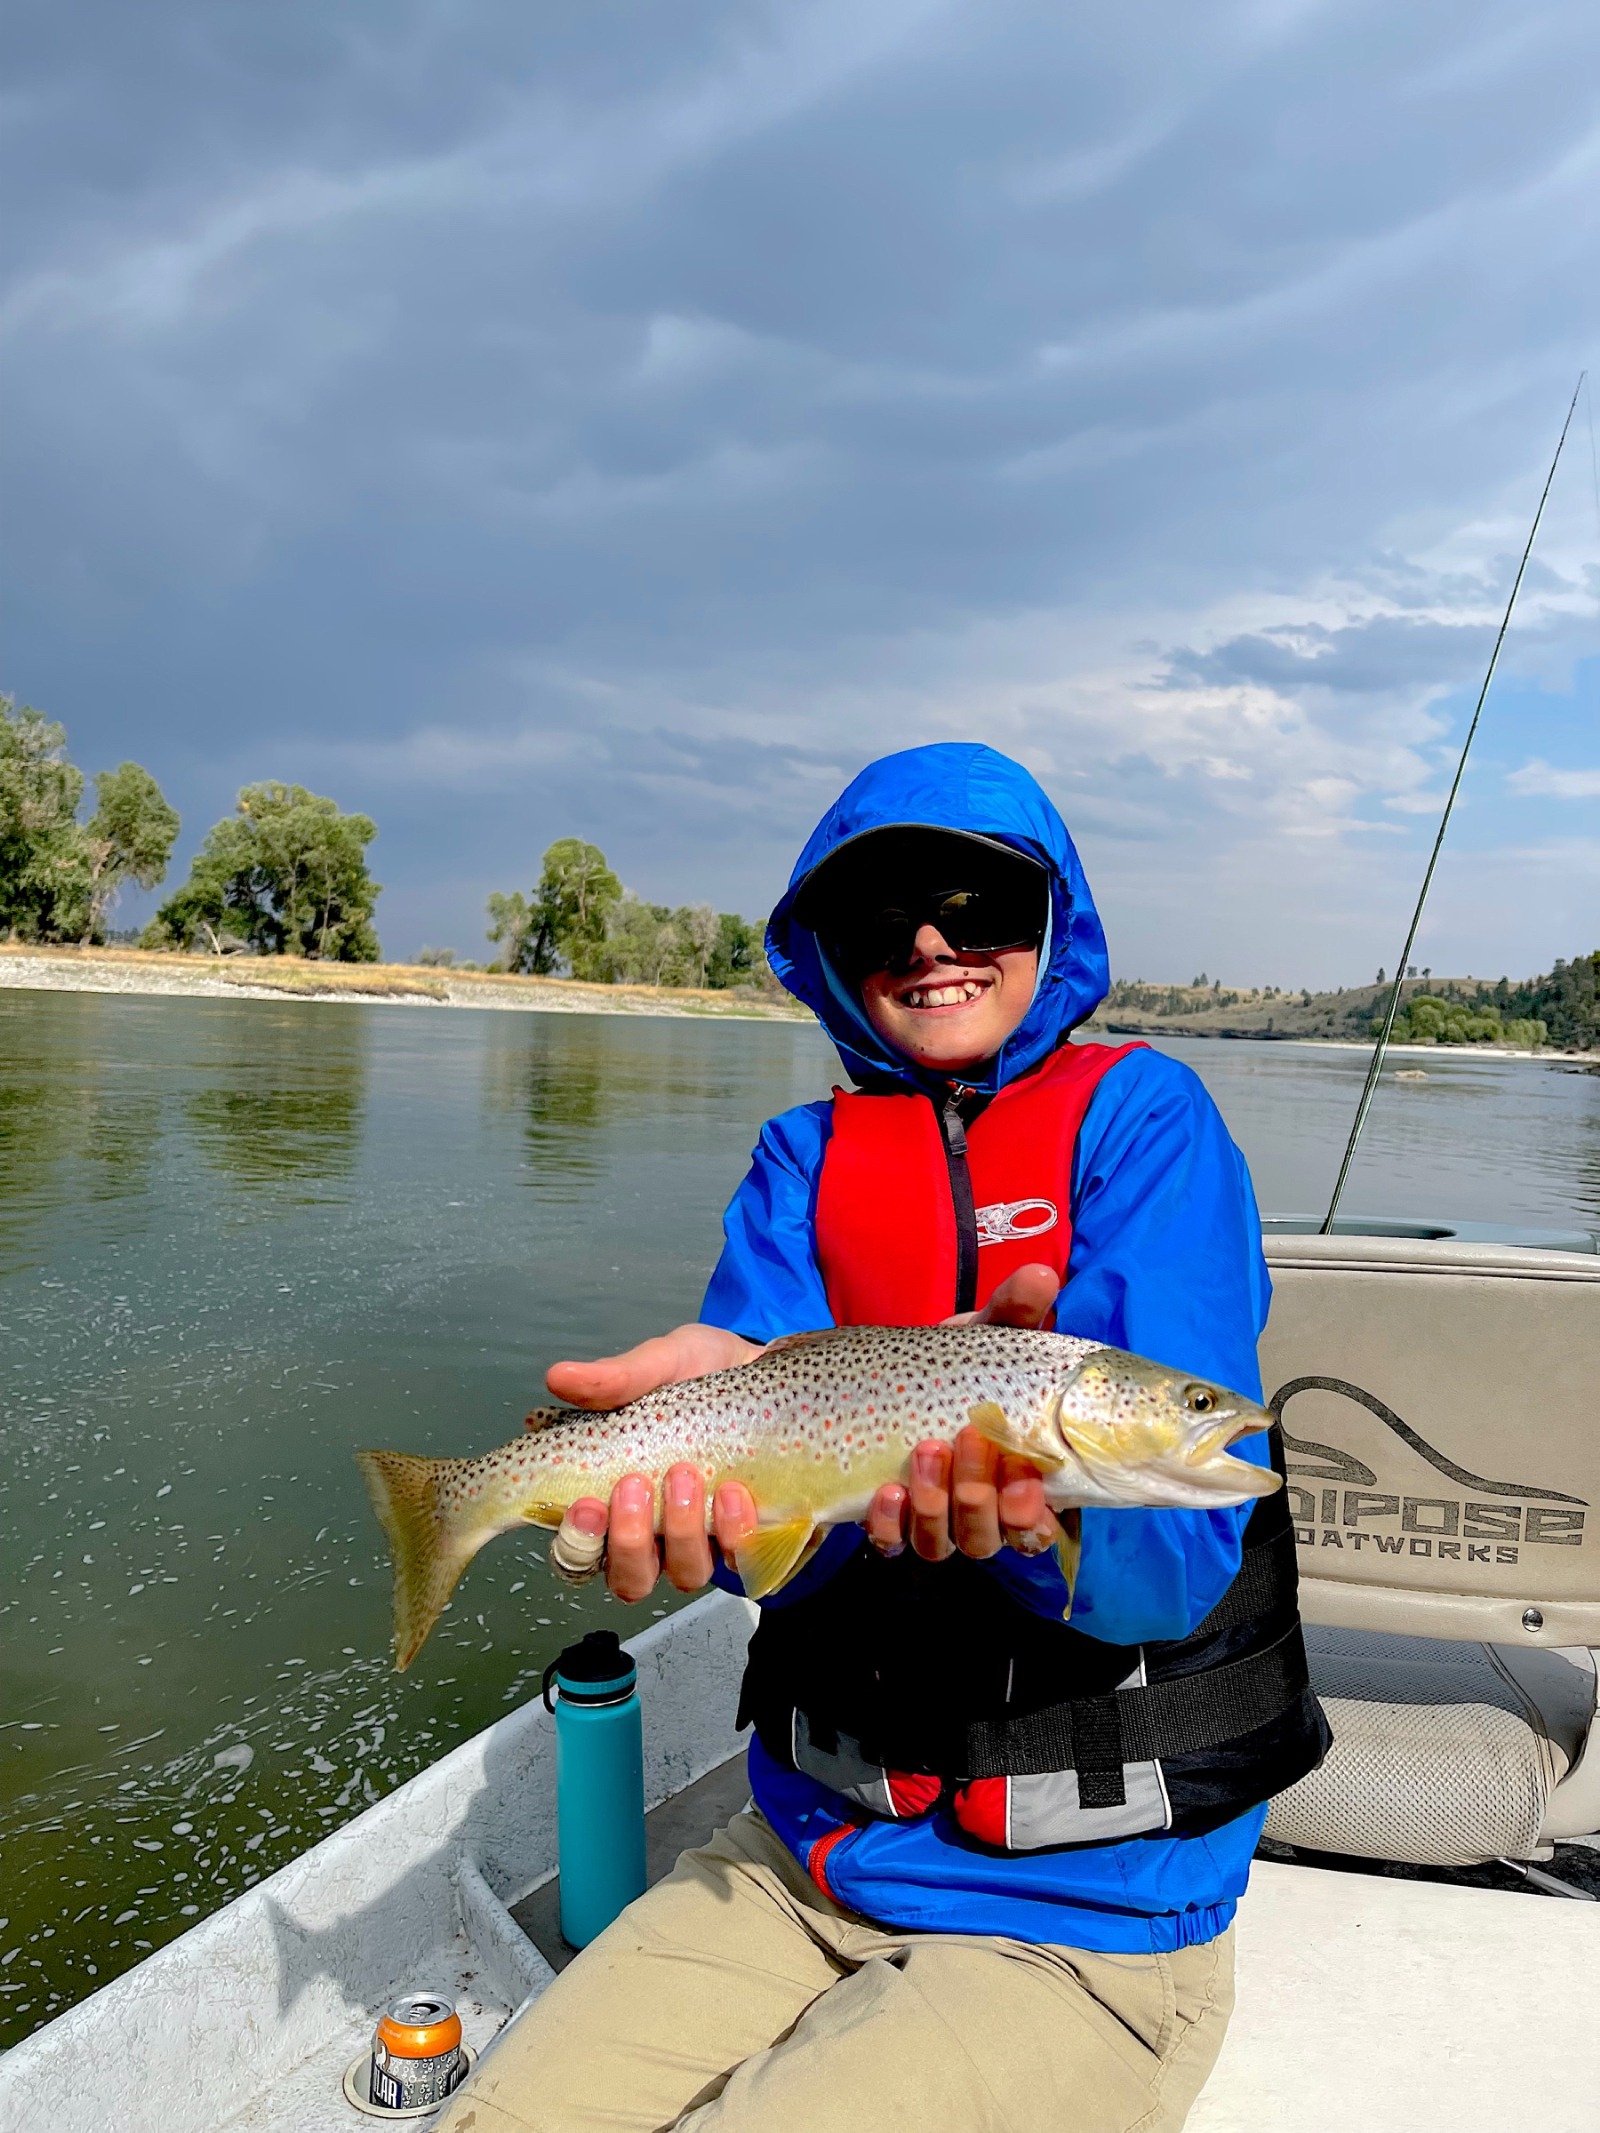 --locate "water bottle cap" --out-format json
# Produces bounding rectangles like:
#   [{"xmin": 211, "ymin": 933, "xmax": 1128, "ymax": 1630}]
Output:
[{"xmin": 543, "ymin": 1629, "xmax": 637, "ymax": 1709}]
